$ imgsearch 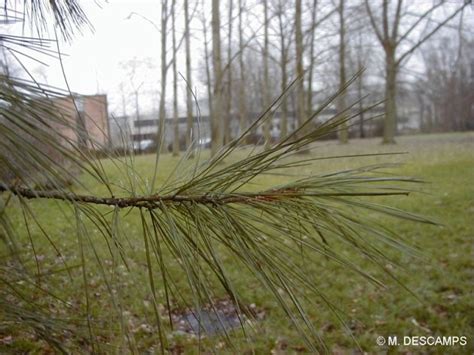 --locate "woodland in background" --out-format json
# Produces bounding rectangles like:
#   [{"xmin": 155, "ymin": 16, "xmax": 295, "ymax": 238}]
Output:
[{"xmin": 115, "ymin": 0, "xmax": 472, "ymax": 155}]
